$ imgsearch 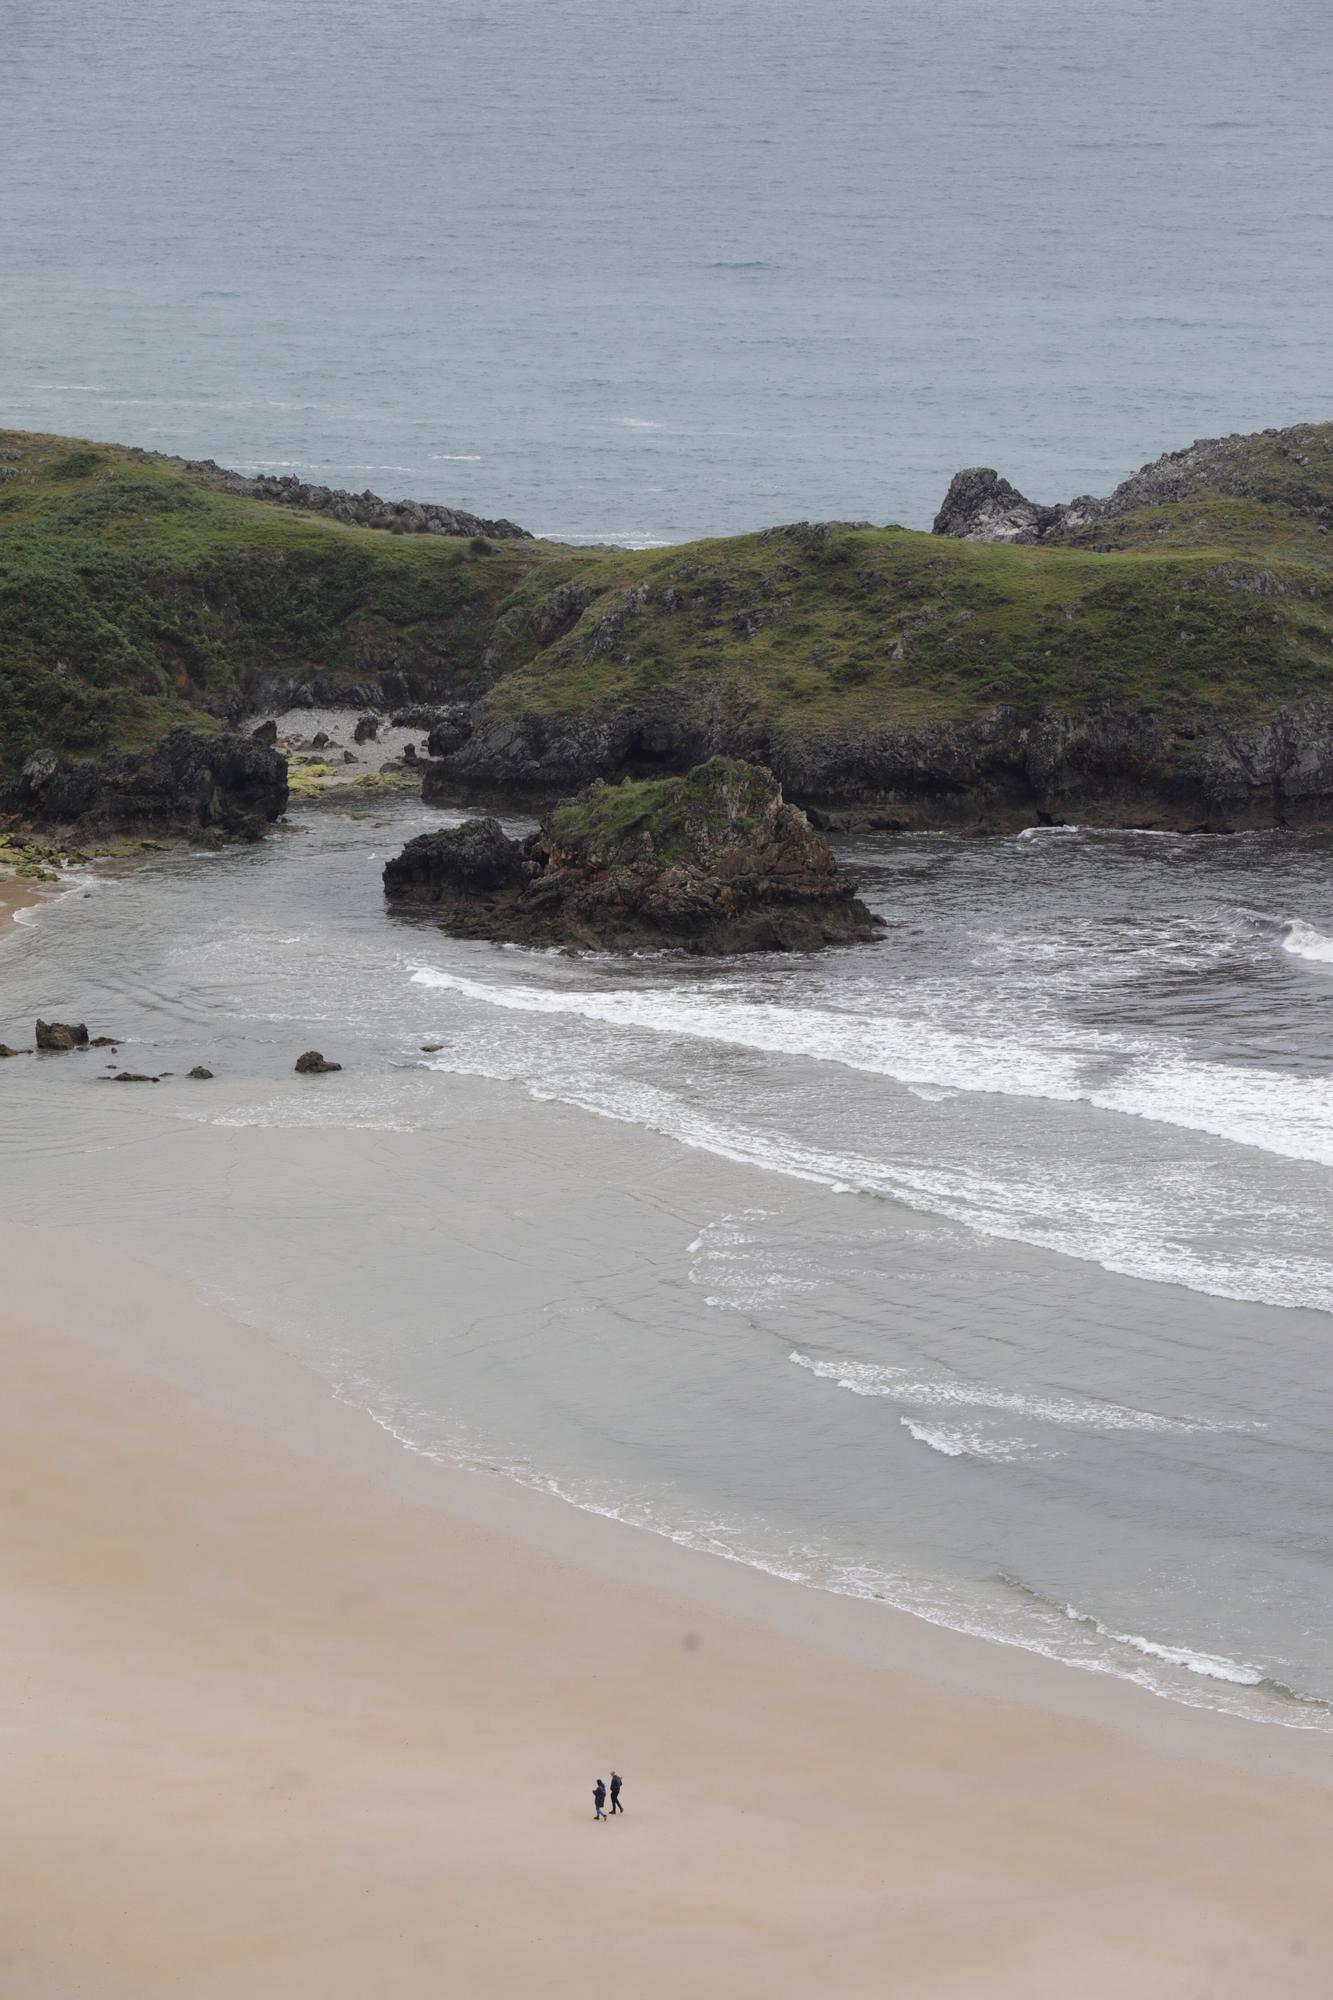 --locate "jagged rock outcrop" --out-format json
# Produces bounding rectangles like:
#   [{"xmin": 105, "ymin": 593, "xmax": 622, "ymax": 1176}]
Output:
[
  {"xmin": 933, "ymin": 422, "xmax": 1333, "ymax": 544},
  {"xmin": 181, "ymin": 461, "xmax": 531, "ymax": 541},
  {"xmin": 385, "ymin": 758, "xmax": 880, "ymax": 953},
  {"xmin": 1, "ymin": 731, "xmax": 288, "ymax": 838},
  {"xmin": 930, "ymin": 469, "xmax": 1069, "ymax": 544},
  {"xmin": 35, "ymin": 1020, "xmax": 88, "ymax": 1051},
  {"xmin": 425, "ymin": 706, "xmax": 475, "ymax": 760}
]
